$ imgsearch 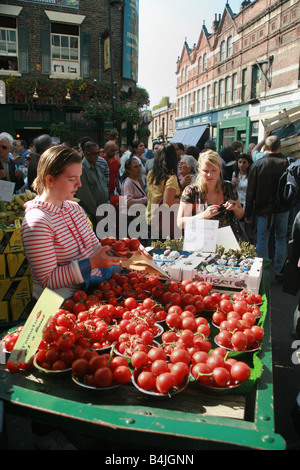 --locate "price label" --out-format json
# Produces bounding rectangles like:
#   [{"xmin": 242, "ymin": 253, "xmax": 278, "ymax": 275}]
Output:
[{"xmin": 9, "ymin": 288, "xmax": 64, "ymax": 364}]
